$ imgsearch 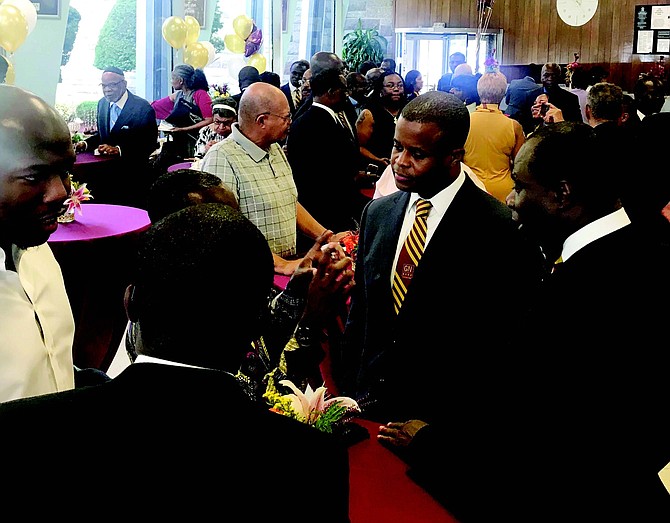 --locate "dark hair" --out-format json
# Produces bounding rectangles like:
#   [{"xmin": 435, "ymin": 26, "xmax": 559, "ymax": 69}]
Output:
[
  {"xmin": 381, "ymin": 58, "xmax": 396, "ymax": 71},
  {"xmin": 570, "ymin": 67, "xmax": 589, "ymax": 90},
  {"xmin": 586, "ymin": 82, "xmax": 623, "ymax": 122},
  {"xmin": 400, "ymin": 91, "xmax": 470, "ymax": 150},
  {"xmin": 525, "ymin": 122, "xmax": 618, "ymax": 209},
  {"xmin": 211, "ymin": 96, "xmax": 237, "ymax": 117},
  {"xmin": 358, "ymin": 60, "xmax": 377, "ymax": 76},
  {"xmin": 260, "ymin": 71, "xmax": 281, "ymax": 88},
  {"xmin": 404, "ymin": 70, "xmax": 422, "ymax": 93},
  {"xmin": 290, "ymin": 59, "xmax": 310, "ymax": 71},
  {"xmin": 173, "ymin": 64, "xmax": 209, "ymax": 91},
  {"xmin": 450, "ymin": 74, "xmax": 480, "ymax": 105},
  {"xmin": 147, "ymin": 169, "xmax": 226, "ymax": 222},
  {"xmin": 372, "ymin": 69, "xmax": 405, "ymax": 98},
  {"xmin": 310, "ymin": 68, "xmax": 345, "ymax": 97},
  {"xmin": 238, "ymin": 65, "xmax": 262, "ymax": 89},
  {"xmin": 103, "ymin": 66, "xmax": 125, "ymax": 76},
  {"xmin": 134, "ymin": 203, "xmax": 273, "ymax": 369},
  {"xmin": 634, "ymin": 73, "xmax": 666, "ymax": 116}
]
